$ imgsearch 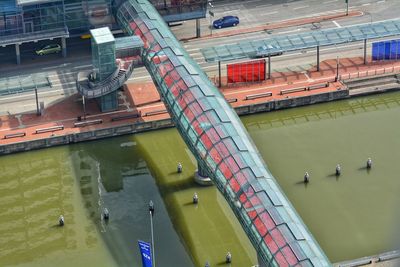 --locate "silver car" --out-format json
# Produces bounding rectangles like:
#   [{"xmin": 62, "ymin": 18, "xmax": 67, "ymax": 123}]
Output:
[{"xmin": 254, "ymin": 44, "xmax": 283, "ymax": 58}]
